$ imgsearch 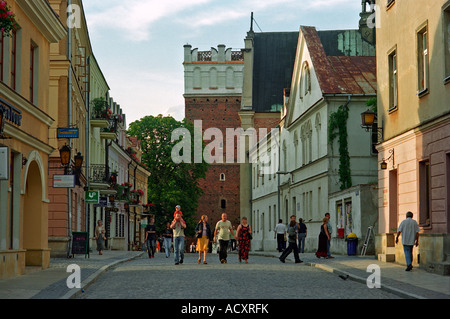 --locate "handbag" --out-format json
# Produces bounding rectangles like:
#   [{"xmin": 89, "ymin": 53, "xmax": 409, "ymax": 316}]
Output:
[{"xmin": 248, "ymin": 233, "xmax": 253, "ymax": 240}]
